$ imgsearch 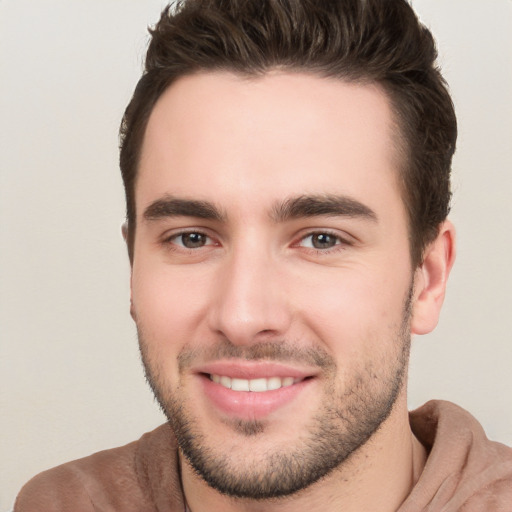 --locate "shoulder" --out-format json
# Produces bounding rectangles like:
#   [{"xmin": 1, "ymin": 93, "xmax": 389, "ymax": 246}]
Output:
[
  {"xmin": 408, "ymin": 400, "xmax": 512, "ymax": 511},
  {"xmin": 14, "ymin": 424, "xmax": 177, "ymax": 512}
]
